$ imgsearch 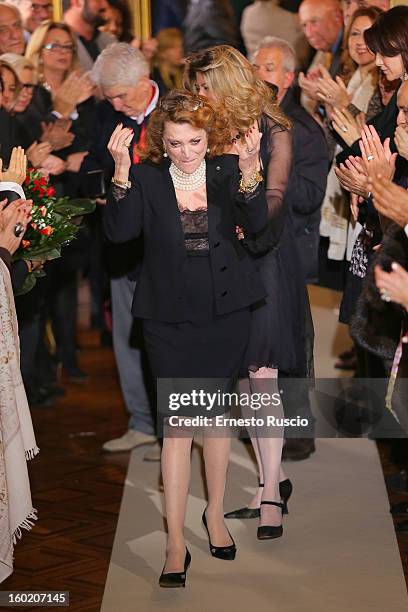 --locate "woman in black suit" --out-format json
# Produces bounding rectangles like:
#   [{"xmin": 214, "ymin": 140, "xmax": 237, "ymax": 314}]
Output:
[{"xmin": 104, "ymin": 90, "xmax": 267, "ymax": 587}]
